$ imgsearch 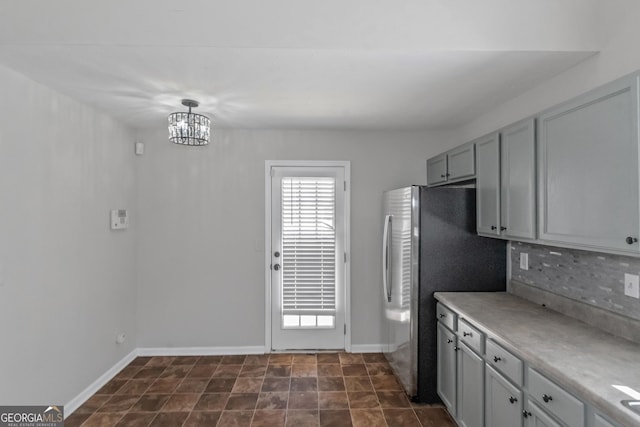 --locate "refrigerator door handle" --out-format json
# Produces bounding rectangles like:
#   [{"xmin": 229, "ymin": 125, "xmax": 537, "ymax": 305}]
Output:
[{"xmin": 382, "ymin": 214, "xmax": 392, "ymax": 302}]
